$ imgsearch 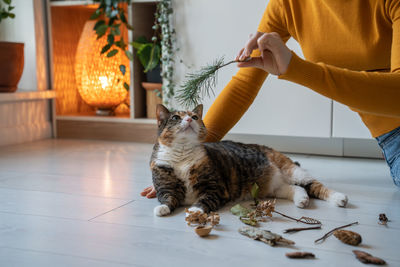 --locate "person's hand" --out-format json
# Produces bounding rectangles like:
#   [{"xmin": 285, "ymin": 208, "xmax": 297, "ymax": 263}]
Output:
[
  {"xmin": 235, "ymin": 31, "xmax": 292, "ymax": 75},
  {"xmin": 140, "ymin": 185, "xmax": 157, "ymax": 198}
]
